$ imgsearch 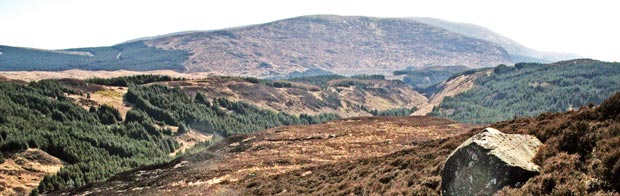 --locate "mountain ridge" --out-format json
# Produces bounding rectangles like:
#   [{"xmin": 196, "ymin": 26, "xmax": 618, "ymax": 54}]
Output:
[
  {"xmin": 410, "ymin": 17, "xmax": 581, "ymax": 62},
  {"xmin": 0, "ymin": 15, "xmax": 566, "ymax": 77}
]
